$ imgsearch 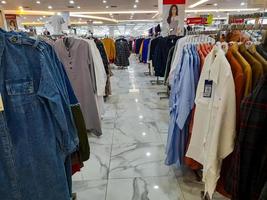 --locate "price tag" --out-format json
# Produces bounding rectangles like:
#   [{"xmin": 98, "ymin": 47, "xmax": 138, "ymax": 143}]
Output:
[
  {"xmin": 203, "ymin": 80, "xmax": 213, "ymax": 98},
  {"xmin": 0, "ymin": 93, "xmax": 4, "ymax": 111}
]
